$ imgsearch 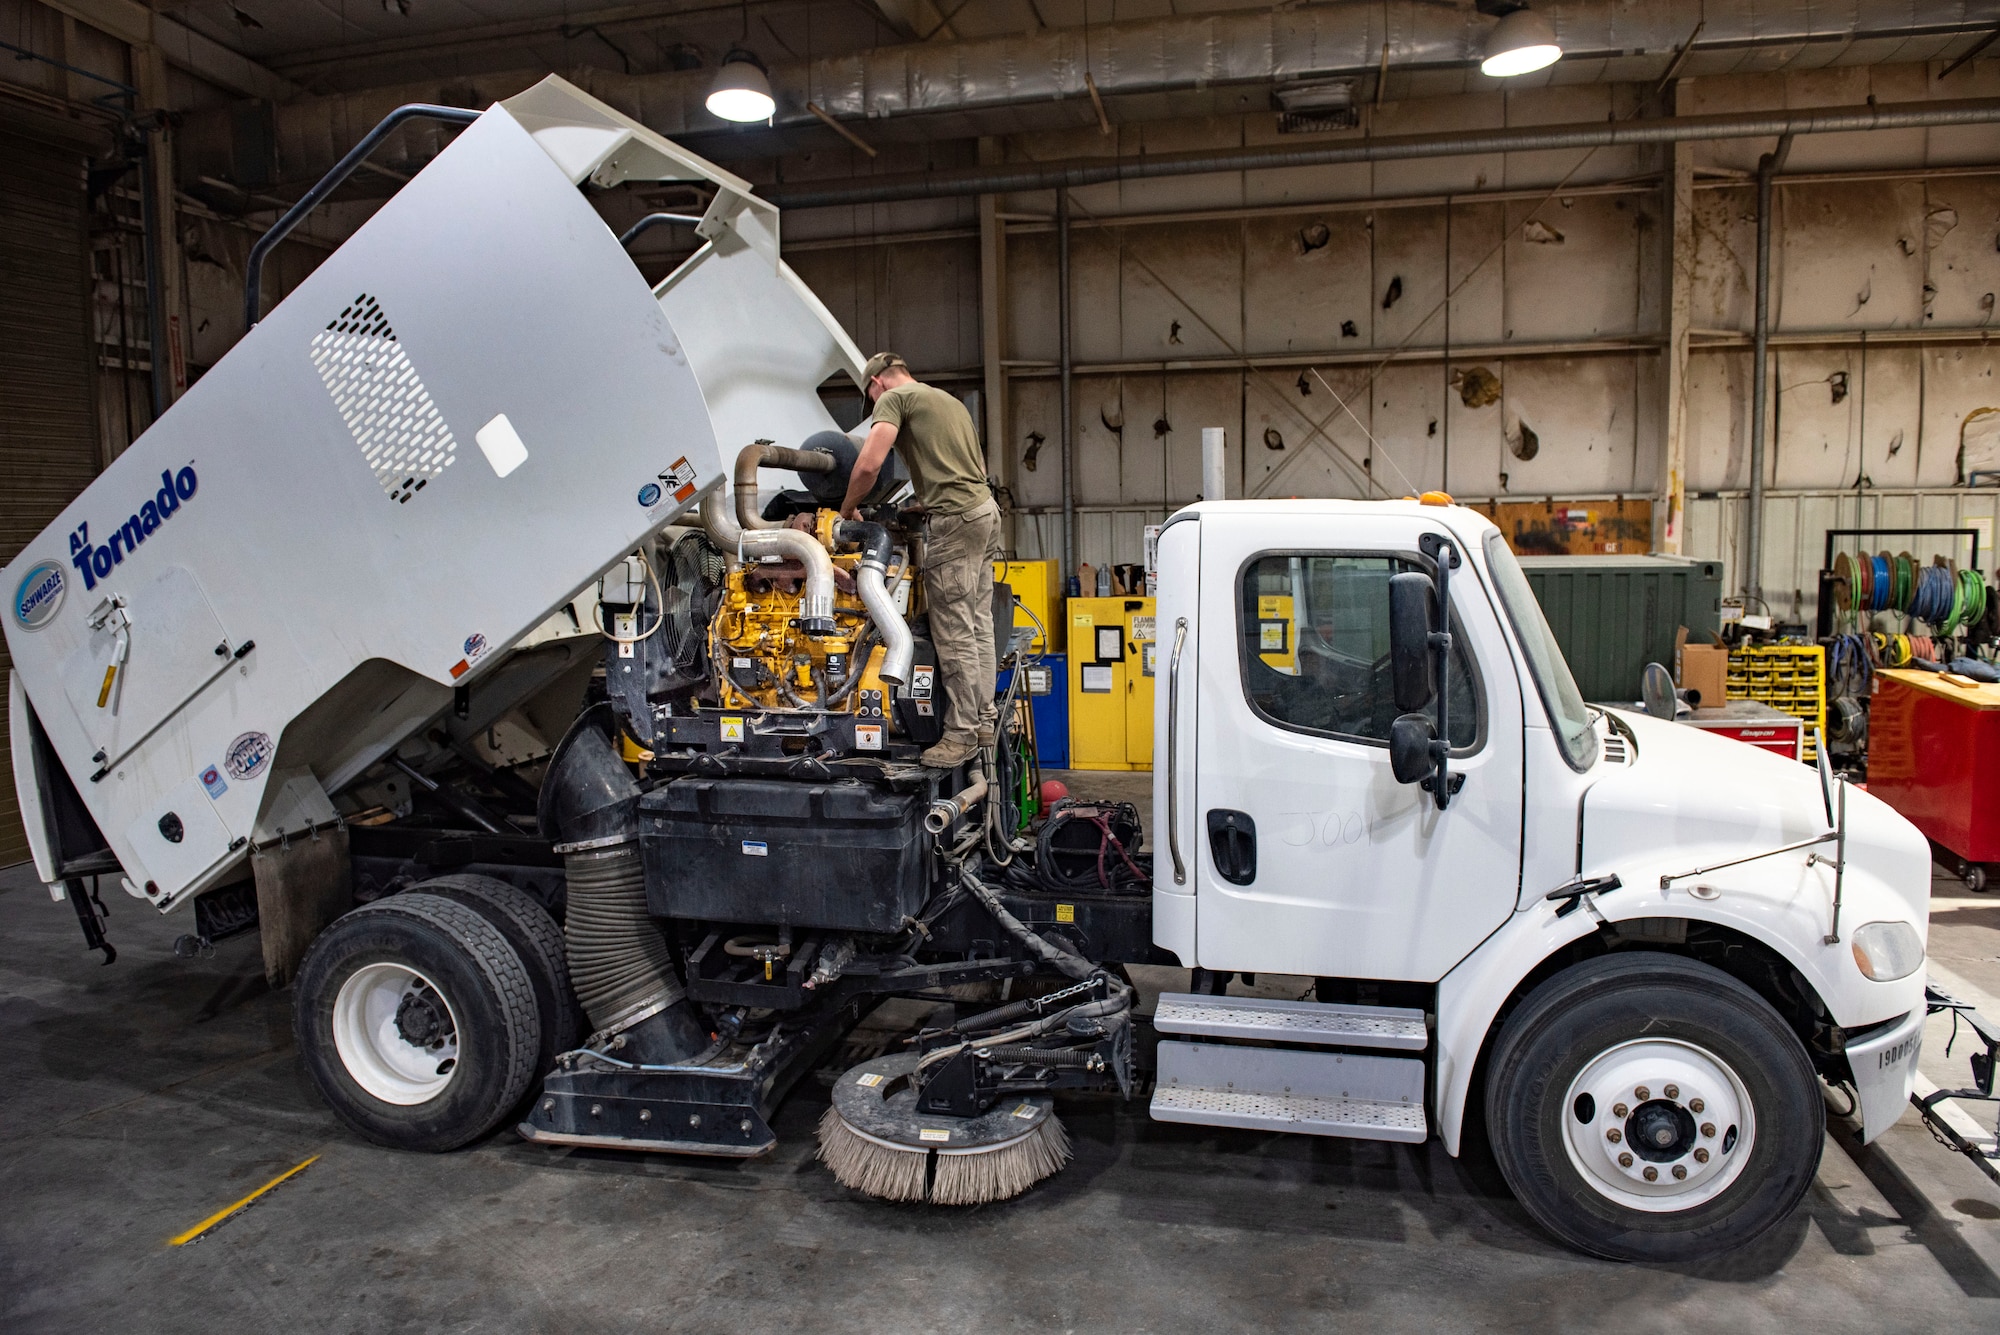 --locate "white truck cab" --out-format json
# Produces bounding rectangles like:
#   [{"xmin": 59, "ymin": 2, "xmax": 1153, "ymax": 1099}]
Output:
[{"xmin": 1149, "ymin": 498, "xmax": 1931, "ymax": 1260}]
